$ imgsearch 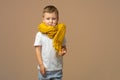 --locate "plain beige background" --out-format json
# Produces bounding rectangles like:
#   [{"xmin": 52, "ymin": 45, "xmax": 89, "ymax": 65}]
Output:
[{"xmin": 0, "ymin": 0, "xmax": 120, "ymax": 80}]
